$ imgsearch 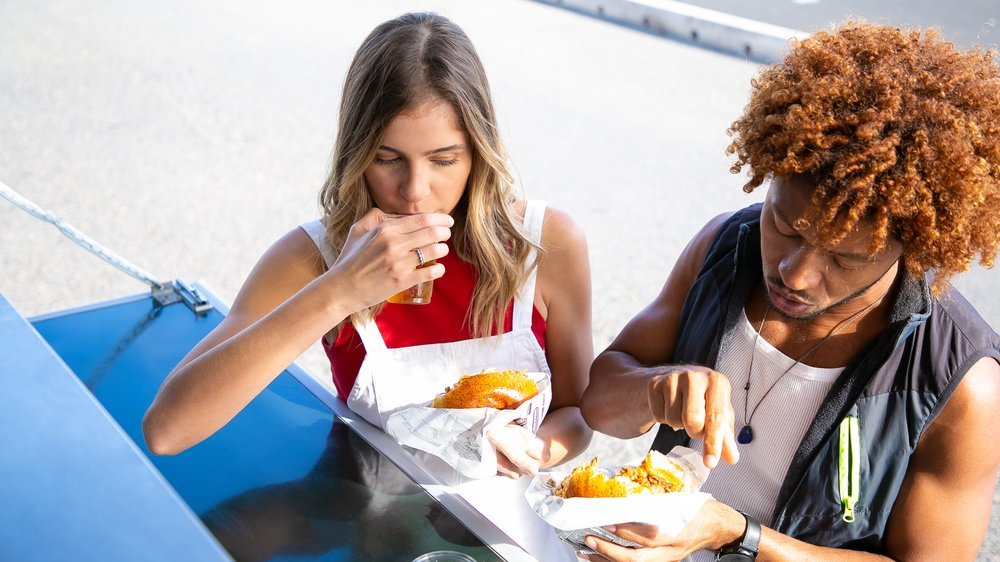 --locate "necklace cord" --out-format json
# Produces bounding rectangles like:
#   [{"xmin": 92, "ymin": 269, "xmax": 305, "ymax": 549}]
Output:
[{"xmin": 743, "ymin": 288, "xmax": 889, "ymax": 427}]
